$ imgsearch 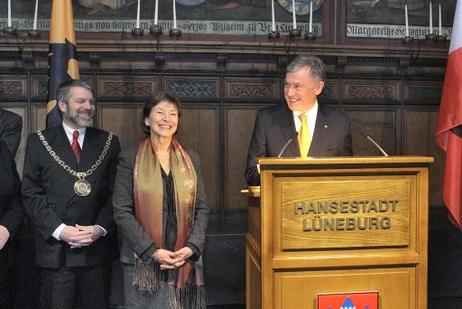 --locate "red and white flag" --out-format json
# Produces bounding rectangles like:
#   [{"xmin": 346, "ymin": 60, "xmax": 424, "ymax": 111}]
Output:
[{"xmin": 436, "ymin": 0, "xmax": 462, "ymax": 229}]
